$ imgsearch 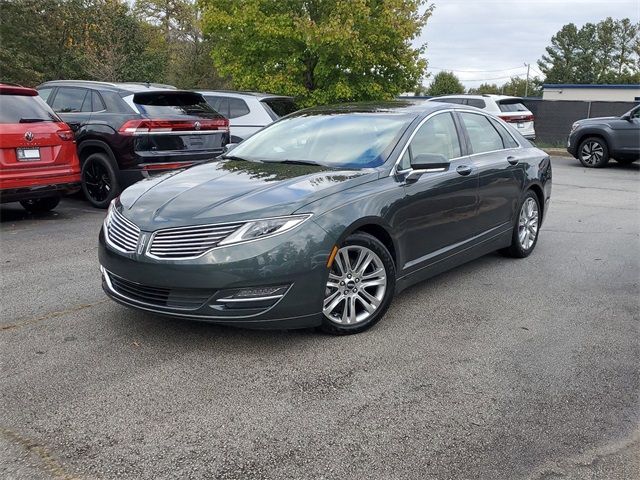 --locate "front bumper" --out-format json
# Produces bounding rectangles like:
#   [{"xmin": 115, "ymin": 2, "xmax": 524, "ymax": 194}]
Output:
[{"xmin": 98, "ymin": 221, "xmax": 333, "ymax": 329}]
